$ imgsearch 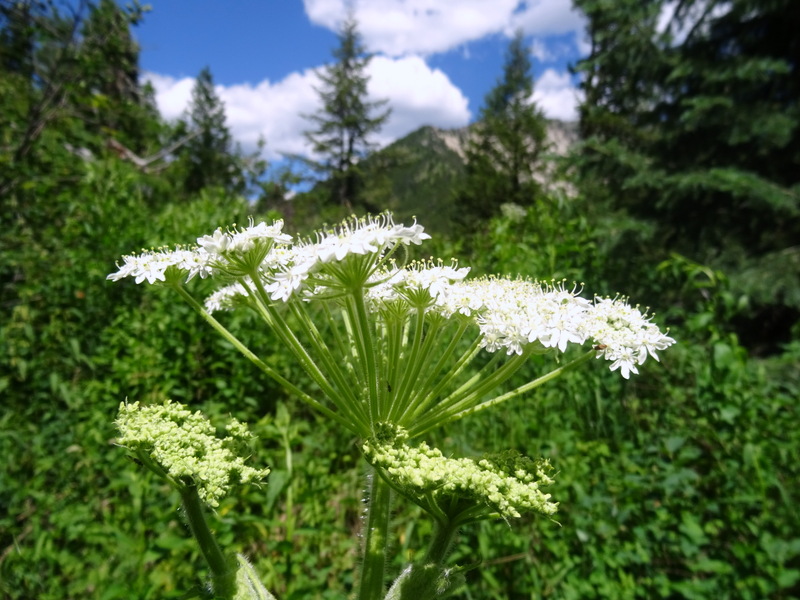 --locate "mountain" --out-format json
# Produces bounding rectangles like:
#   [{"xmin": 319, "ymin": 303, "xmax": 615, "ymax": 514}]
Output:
[
  {"xmin": 359, "ymin": 125, "xmax": 469, "ymax": 231},
  {"xmin": 360, "ymin": 120, "xmax": 579, "ymax": 233},
  {"xmin": 280, "ymin": 120, "xmax": 579, "ymax": 234}
]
